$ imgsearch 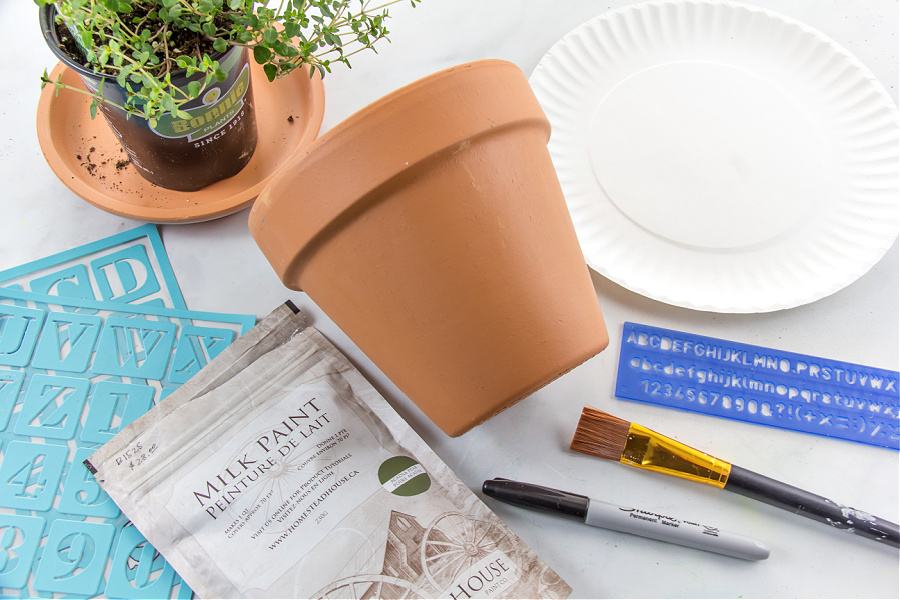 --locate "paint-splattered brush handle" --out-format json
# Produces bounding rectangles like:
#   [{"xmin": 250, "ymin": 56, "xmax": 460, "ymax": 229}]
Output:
[{"xmin": 725, "ymin": 465, "xmax": 900, "ymax": 548}]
